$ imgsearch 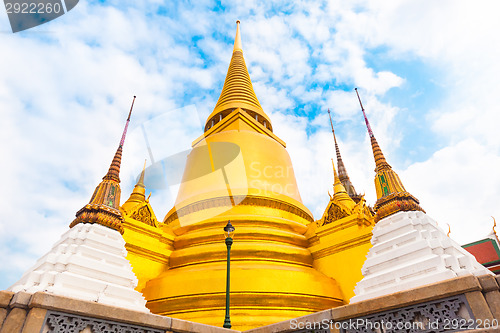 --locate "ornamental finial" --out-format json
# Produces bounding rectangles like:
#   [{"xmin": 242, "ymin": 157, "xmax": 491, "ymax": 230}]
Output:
[
  {"xmin": 233, "ymin": 20, "xmax": 242, "ymax": 52},
  {"xmin": 70, "ymin": 96, "xmax": 137, "ymax": 234},
  {"xmin": 327, "ymin": 109, "xmax": 359, "ymax": 200},
  {"xmin": 103, "ymin": 96, "xmax": 136, "ymax": 183},
  {"xmin": 355, "ymin": 89, "xmax": 424, "ymax": 222},
  {"xmin": 355, "ymin": 88, "xmax": 373, "ymax": 138},
  {"xmin": 120, "ymin": 96, "xmax": 136, "ymax": 148}
]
